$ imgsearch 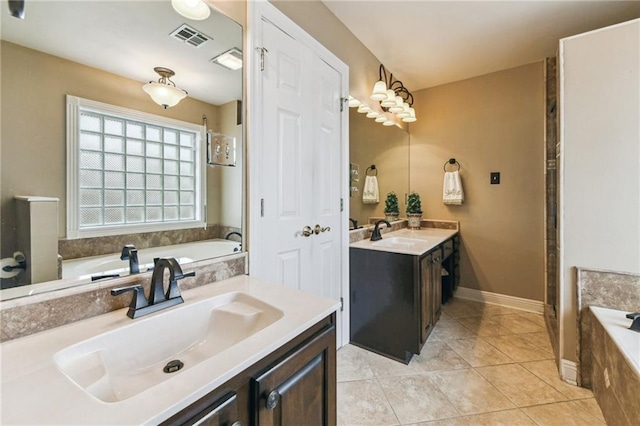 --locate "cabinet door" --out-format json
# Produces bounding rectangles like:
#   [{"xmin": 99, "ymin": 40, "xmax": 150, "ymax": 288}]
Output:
[
  {"xmin": 420, "ymin": 254, "xmax": 433, "ymax": 345},
  {"xmin": 431, "ymin": 252, "xmax": 442, "ymax": 324},
  {"xmin": 253, "ymin": 325, "xmax": 336, "ymax": 426}
]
